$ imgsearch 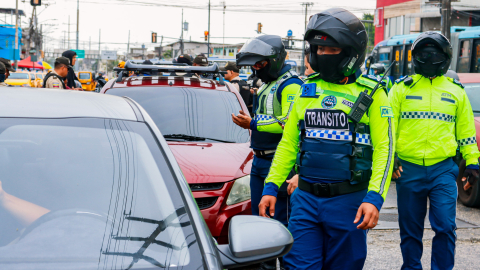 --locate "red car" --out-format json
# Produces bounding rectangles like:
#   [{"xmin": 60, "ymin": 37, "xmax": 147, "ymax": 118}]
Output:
[
  {"xmin": 101, "ymin": 63, "xmax": 253, "ymax": 243},
  {"xmin": 456, "ymin": 73, "xmax": 480, "ymax": 207}
]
